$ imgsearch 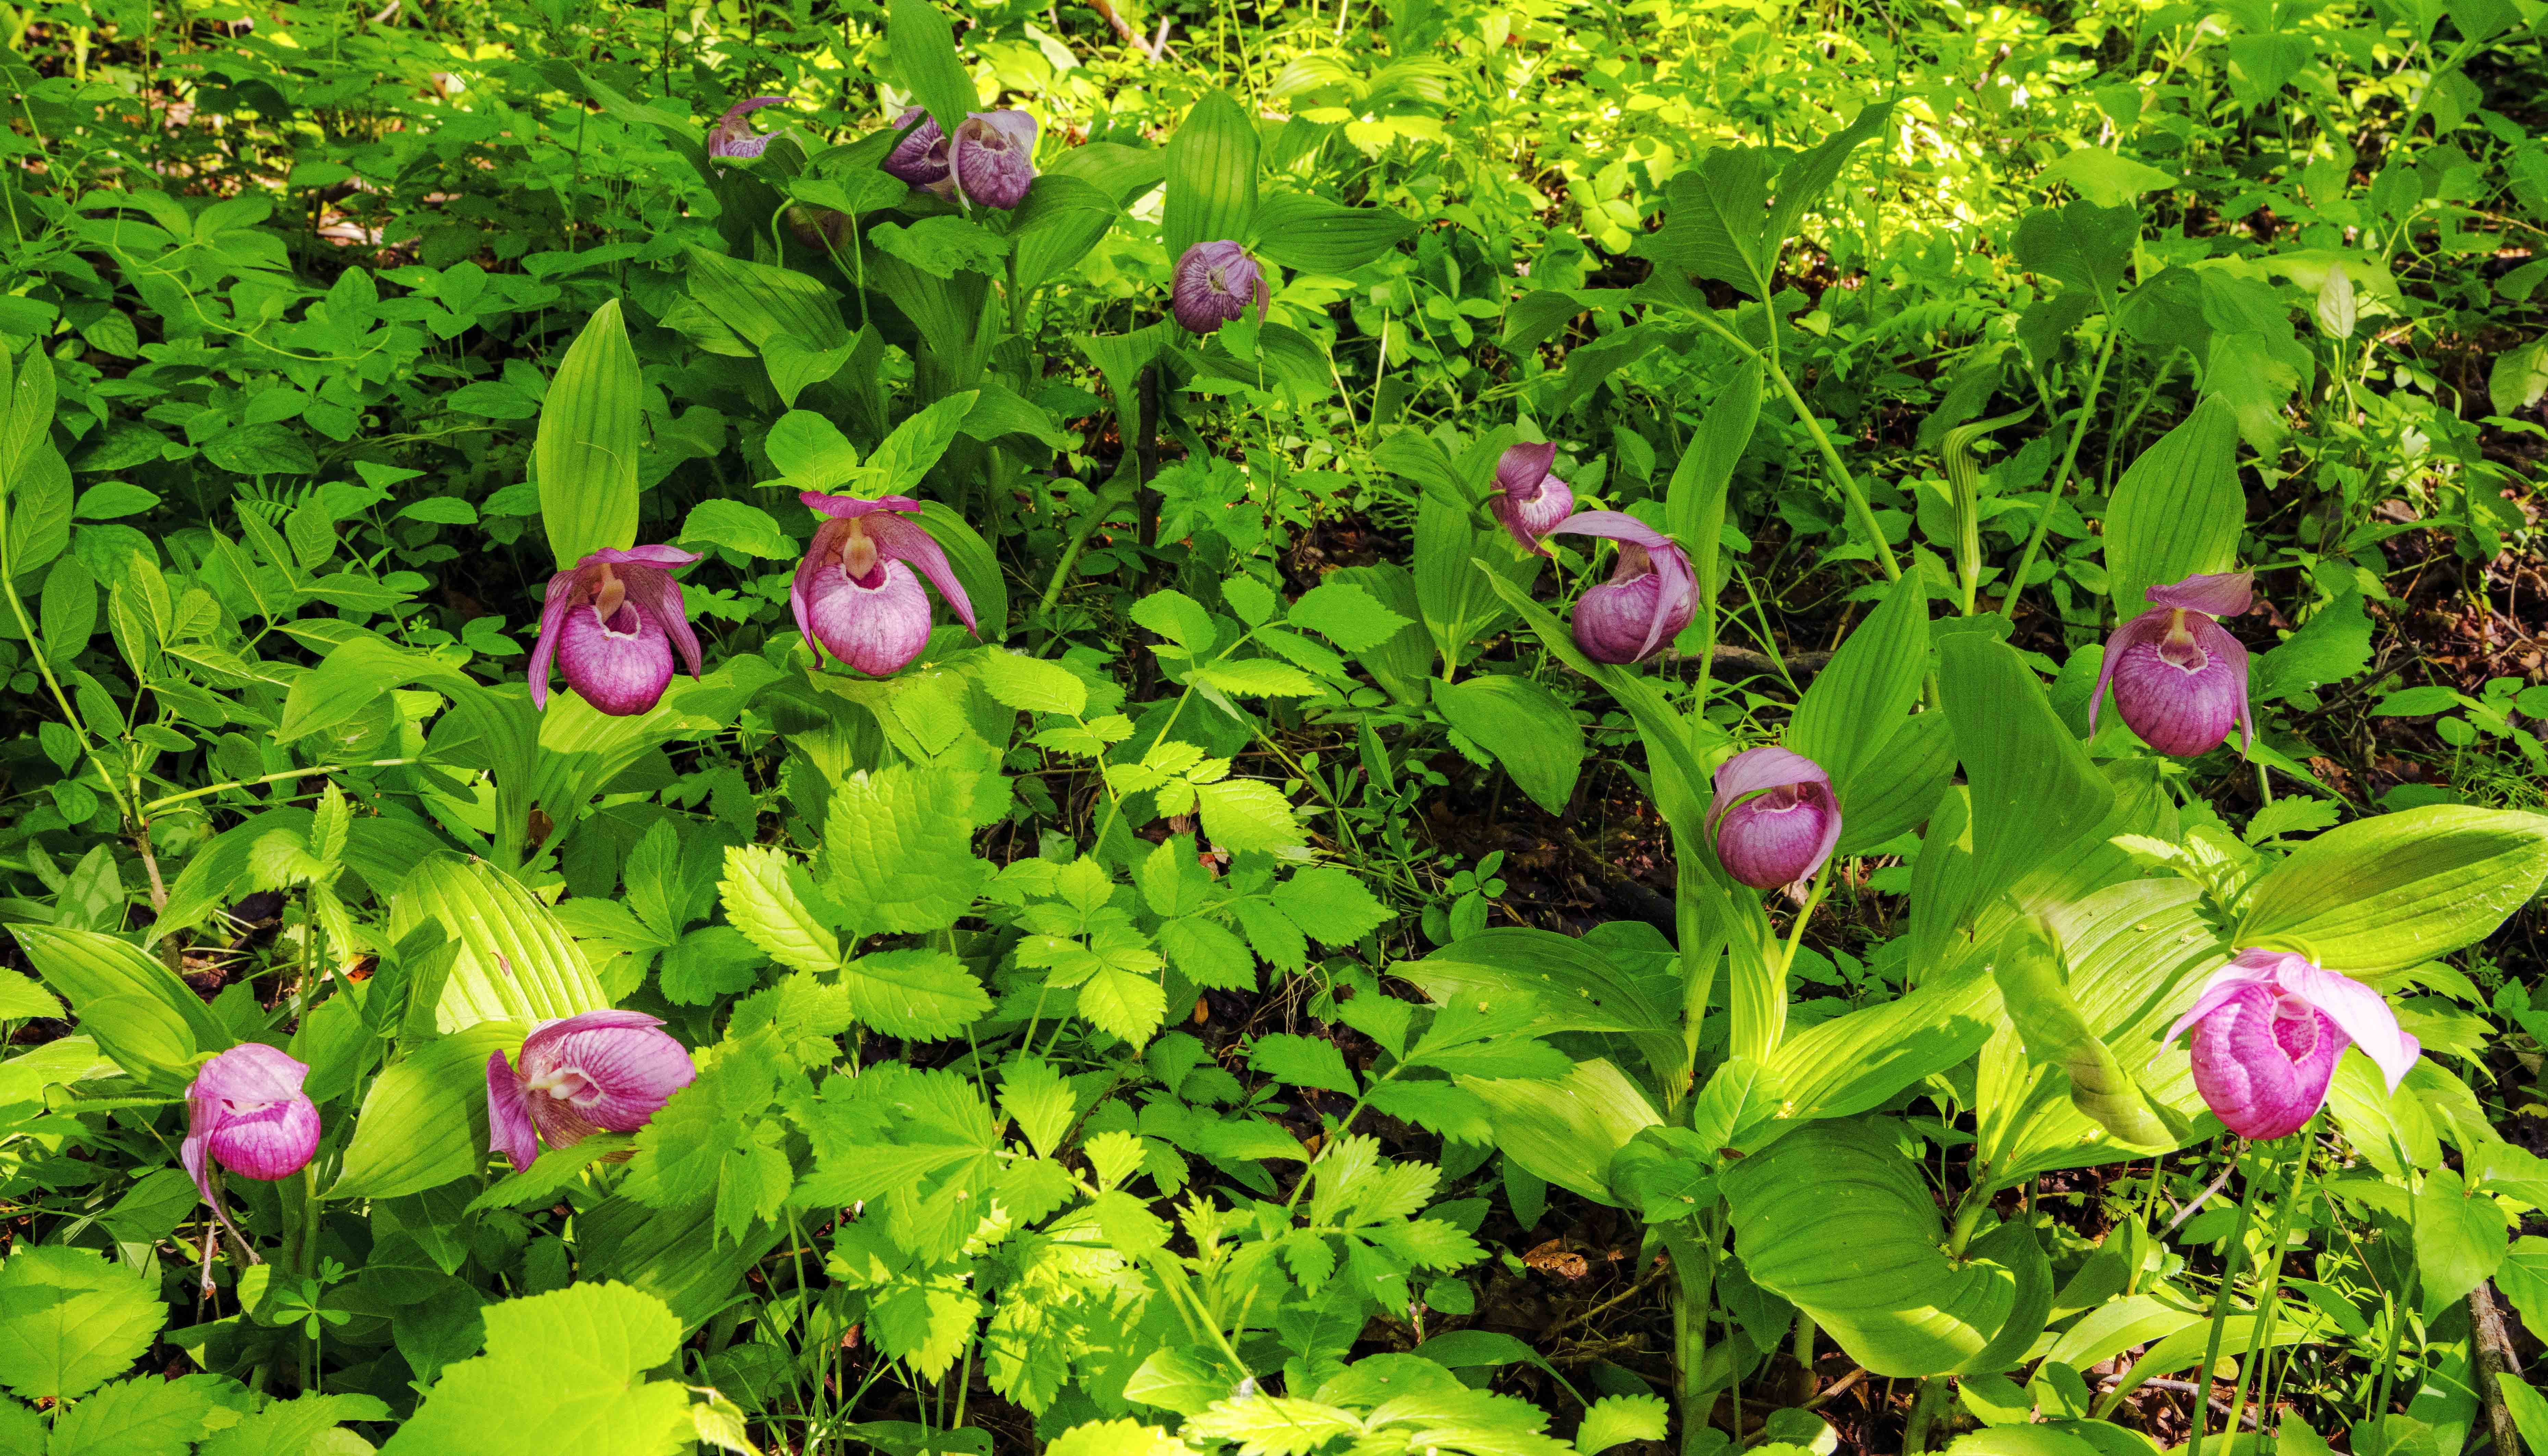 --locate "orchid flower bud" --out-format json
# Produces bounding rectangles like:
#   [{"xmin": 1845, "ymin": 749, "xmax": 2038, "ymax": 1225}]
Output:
[
  {"xmin": 527, "ymin": 546, "xmax": 706, "ymax": 717},
  {"xmin": 793, "ymin": 493, "xmax": 980, "ymax": 676},
  {"xmin": 1171, "ymin": 241, "xmax": 1271, "ymax": 335},
  {"xmin": 883, "ymin": 106, "xmax": 952, "ymax": 188},
  {"xmin": 2089, "ymin": 570, "xmax": 2256, "ymax": 757},
  {"xmin": 1490, "ymin": 442, "xmax": 1575, "ymax": 555},
  {"xmin": 787, "ymin": 206, "xmax": 856, "ymax": 251},
  {"xmin": 2166, "ymin": 949, "xmax": 2420, "ymax": 1140},
  {"xmin": 486, "ymin": 1010, "xmax": 697, "ymax": 1168},
  {"xmin": 948, "ymin": 110, "xmax": 1036, "ymax": 210},
  {"xmin": 708, "ymin": 96, "xmax": 790, "ymax": 160},
  {"xmin": 183, "ymin": 1043, "xmax": 320, "ymax": 1291},
  {"xmin": 1707, "ymin": 746, "xmax": 1842, "ymax": 891},
  {"xmin": 1546, "ymin": 511, "xmax": 1697, "ymax": 665}
]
